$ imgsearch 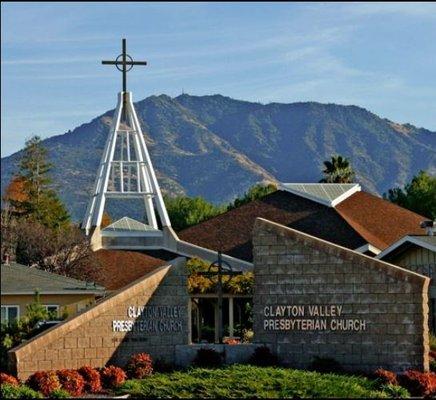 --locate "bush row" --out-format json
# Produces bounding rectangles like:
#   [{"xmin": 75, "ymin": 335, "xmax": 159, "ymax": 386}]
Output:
[
  {"xmin": 0, "ymin": 351, "xmax": 153, "ymax": 397},
  {"xmin": 194, "ymin": 348, "xmax": 436, "ymax": 397},
  {"xmin": 2, "ymin": 349, "xmax": 436, "ymax": 398},
  {"xmin": 373, "ymin": 368, "xmax": 436, "ymax": 397}
]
